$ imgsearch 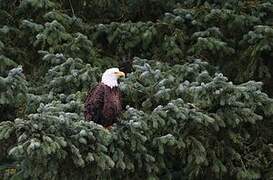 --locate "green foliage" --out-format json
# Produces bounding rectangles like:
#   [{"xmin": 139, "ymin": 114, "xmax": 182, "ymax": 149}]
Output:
[
  {"xmin": 92, "ymin": 22, "xmax": 157, "ymax": 54},
  {"xmin": 1, "ymin": 0, "xmax": 273, "ymax": 179},
  {"xmin": 0, "ymin": 66, "xmax": 27, "ymax": 107},
  {"xmin": 35, "ymin": 20, "xmax": 72, "ymax": 52},
  {"xmin": 42, "ymin": 53, "xmax": 99, "ymax": 93},
  {"xmin": 238, "ymin": 25, "xmax": 273, "ymax": 81},
  {"xmin": 1, "ymin": 58, "xmax": 273, "ymax": 179},
  {"xmin": 189, "ymin": 27, "xmax": 235, "ymax": 61},
  {"xmin": 18, "ymin": 0, "xmax": 55, "ymax": 12},
  {"xmin": 0, "ymin": 55, "xmax": 17, "ymax": 75},
  {"xmin": 0, "ymin": 67, "xmax": 27, "ymax": 165},
  {"xmin": 90, "ymin": 21, "xmax": 187, "ymax": 63}
]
